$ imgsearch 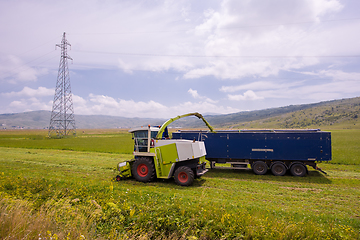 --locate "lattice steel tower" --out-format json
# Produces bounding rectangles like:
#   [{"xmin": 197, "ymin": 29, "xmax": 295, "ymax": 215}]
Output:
[{"xmin": 48, "ymin": 32, "xmax": 76, "ymax": 137}]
